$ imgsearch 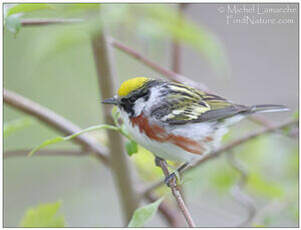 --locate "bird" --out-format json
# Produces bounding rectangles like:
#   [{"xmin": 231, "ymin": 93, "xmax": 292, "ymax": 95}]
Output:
[{"xmin": 103, "ymin": 77, "xmax": 288, "ymax": 182}]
